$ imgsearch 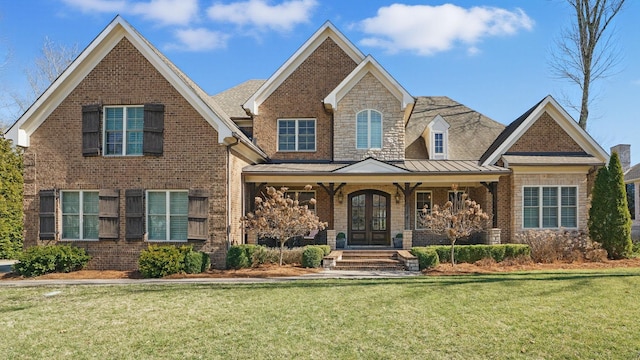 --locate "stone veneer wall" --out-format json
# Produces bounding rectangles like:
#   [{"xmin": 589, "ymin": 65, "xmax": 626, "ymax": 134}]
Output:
[
  {"xmin": 23, "ymin": 38, "xmax": 230, "ymax": 270},
  {"xmin": 333, "ymin": 73, "xmax": 405, "ymax": 162}
]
